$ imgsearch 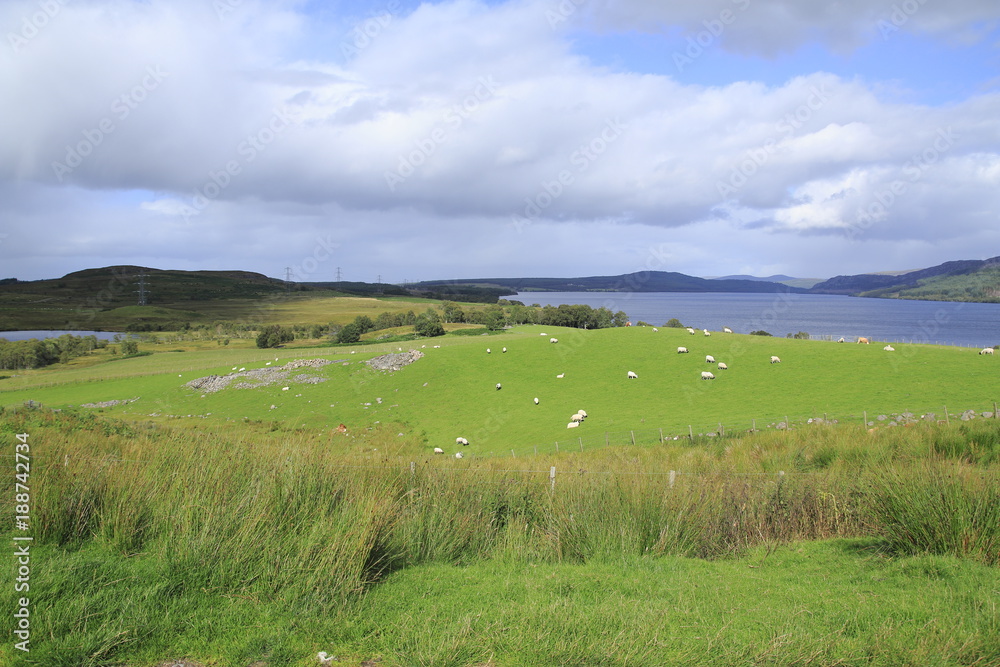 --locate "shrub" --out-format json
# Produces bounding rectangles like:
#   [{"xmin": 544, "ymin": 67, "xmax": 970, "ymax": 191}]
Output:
[{"xmin": 750, "ymin": 330, "xmax": 773, "ymax": 336}]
